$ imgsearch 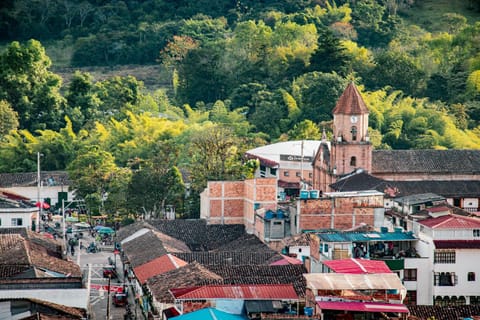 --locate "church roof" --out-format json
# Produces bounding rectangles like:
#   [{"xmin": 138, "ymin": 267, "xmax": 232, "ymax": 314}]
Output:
[
  {"xmin": 372, "ymin": 149, "xmax": 480, "ymax": 174},
  {"xmin": 332, "ymin": 82, "xmax": 369, "ymax": 115},
  {"xmin": 330, "ymin": 170, "xmax": 480, "ymax": 198}
]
